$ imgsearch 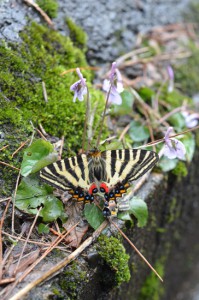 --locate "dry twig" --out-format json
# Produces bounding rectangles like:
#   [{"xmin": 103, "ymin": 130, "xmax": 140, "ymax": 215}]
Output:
[
  {"xmin": 0, "ymin": 198, "xmax": 12, "ymax": 280},
  {"xmin": 58, "ymin": 135, "xmax": 64, "ymax": 160},
  {"xmin": 23, "ymin": 0, "xmax": 54, "ymax": 27},
  {"xmin": 11, "ymin": 172, "xmax": 21, "ymax": 234},
  {"xmin": 11, "ymin": 139, "xmax": 30, "ymax": 158},
  {"xmin": 0, "ymin": 161, "xmax": 20, "ymax": 171},
  {"xmin": 0, "ymin": 145, "xmax": 9, "ymax": 151},
  {"xmin": 42, "ymin": 81, "xmax": 48, "ymax": 103}
]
